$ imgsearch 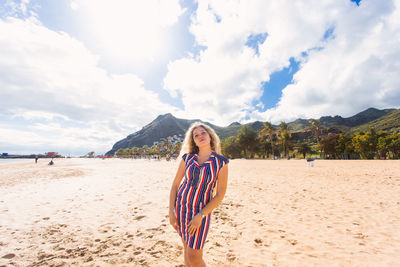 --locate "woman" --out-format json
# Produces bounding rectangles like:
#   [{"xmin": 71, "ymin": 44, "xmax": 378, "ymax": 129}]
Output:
[{"xmin": 169, "ymin": 122, "xmax": 229, "ymax": 267}]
